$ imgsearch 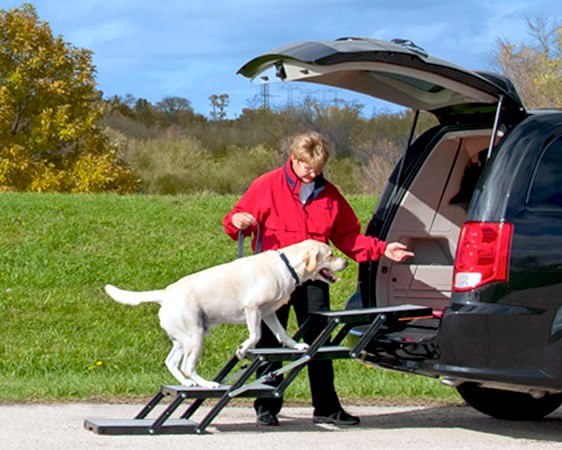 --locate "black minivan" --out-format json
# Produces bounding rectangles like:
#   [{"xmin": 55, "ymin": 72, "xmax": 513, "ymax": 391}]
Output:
[{"xmin": 239, "ymin": 37, "xmax": 562, "ymax": 420}]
